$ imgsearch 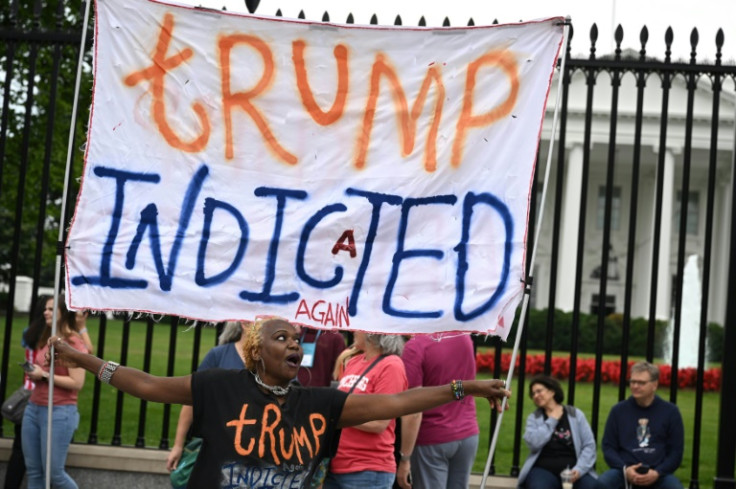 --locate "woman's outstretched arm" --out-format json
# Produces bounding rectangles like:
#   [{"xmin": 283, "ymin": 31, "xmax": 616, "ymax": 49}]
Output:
[
  {"xmin": 338, "ymin": 379, "xmax": 509, "ymax": 428},
  {"xmin": 49, "ymin": 336, "xmax": 192, "ymax": 405}
]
